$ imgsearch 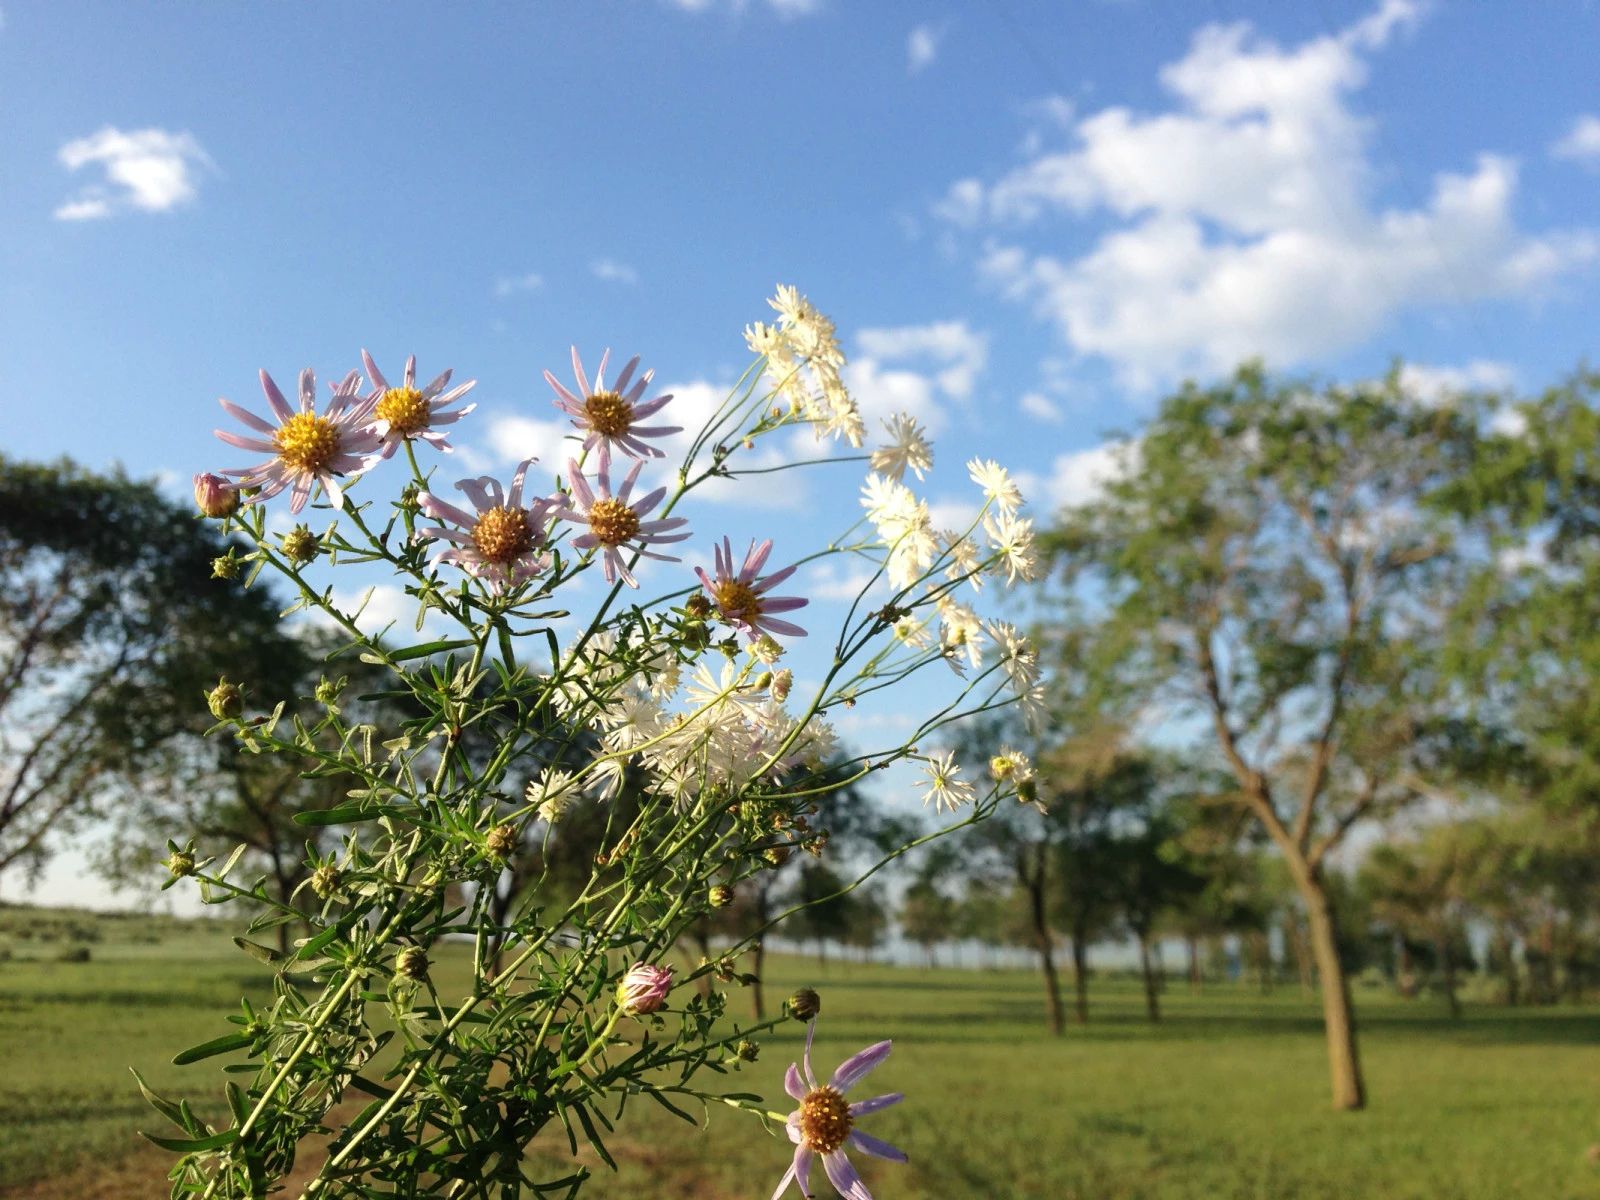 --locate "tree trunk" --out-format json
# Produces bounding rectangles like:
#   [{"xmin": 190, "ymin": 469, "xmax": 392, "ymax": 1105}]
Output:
[
  {"xmin": 1495, "ymin": 925, "xmax": 1519, "ymax": 1006},
  {"xmin": 1071, "ymin": 933, "xmax": 1090, "ymax": 1024},
  {"xmin": 1301, "ymin": 872, "xmax": 1366, "ymax": 1111},
  {"xmin": 1436, "ymin": 933, "xmax": 1460, "ymax": 1019},
  {"xmin": 1028, "ymin": 878, "xmax": 1066, "ymax": 1035},
  {"xmin": 1186, "ymin": 936, "xmax": 1202, "ymax": 991},
  {"xmin": 1138, "ymin": 935, "xmax": 1160, "ymax": 1022}
]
